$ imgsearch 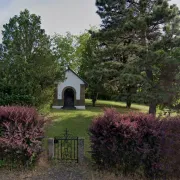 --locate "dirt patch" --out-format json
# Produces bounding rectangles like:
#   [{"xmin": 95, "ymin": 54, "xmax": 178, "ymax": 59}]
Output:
[
  {"xmin": 0, "ymin": 155, "xmax": 146, "ymax": 180},
  {"xmin": 0, "ymin": 165, "xmax": 143, "ymax": 180},
  {"xmin": 0, "ymin": 160, "xmax": 144, "ymax": 180},
  {"xmin": 0, "ymin": 153, "xmax": 178, "ymax": 180},
  {"xmin": 0, "ymin": 163, "xmax": 89, "ymax": 180}
]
